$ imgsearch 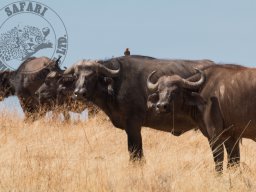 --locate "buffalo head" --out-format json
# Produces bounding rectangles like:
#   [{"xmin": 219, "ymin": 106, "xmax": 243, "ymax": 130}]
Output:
[
  {"xmin": 35, "ymin": 70, "xmax": 76, "ymax": 106},
  {"xmin": 147, "ymin": 68, "xmax": 206, "ymax": 113},
  {"xmin": 0, "ymin": 71, "xmax": 15, "ymax": 101},
  {"xmin": 64, "ymin": 60, "xmax": 120, "ymax": 100}
]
